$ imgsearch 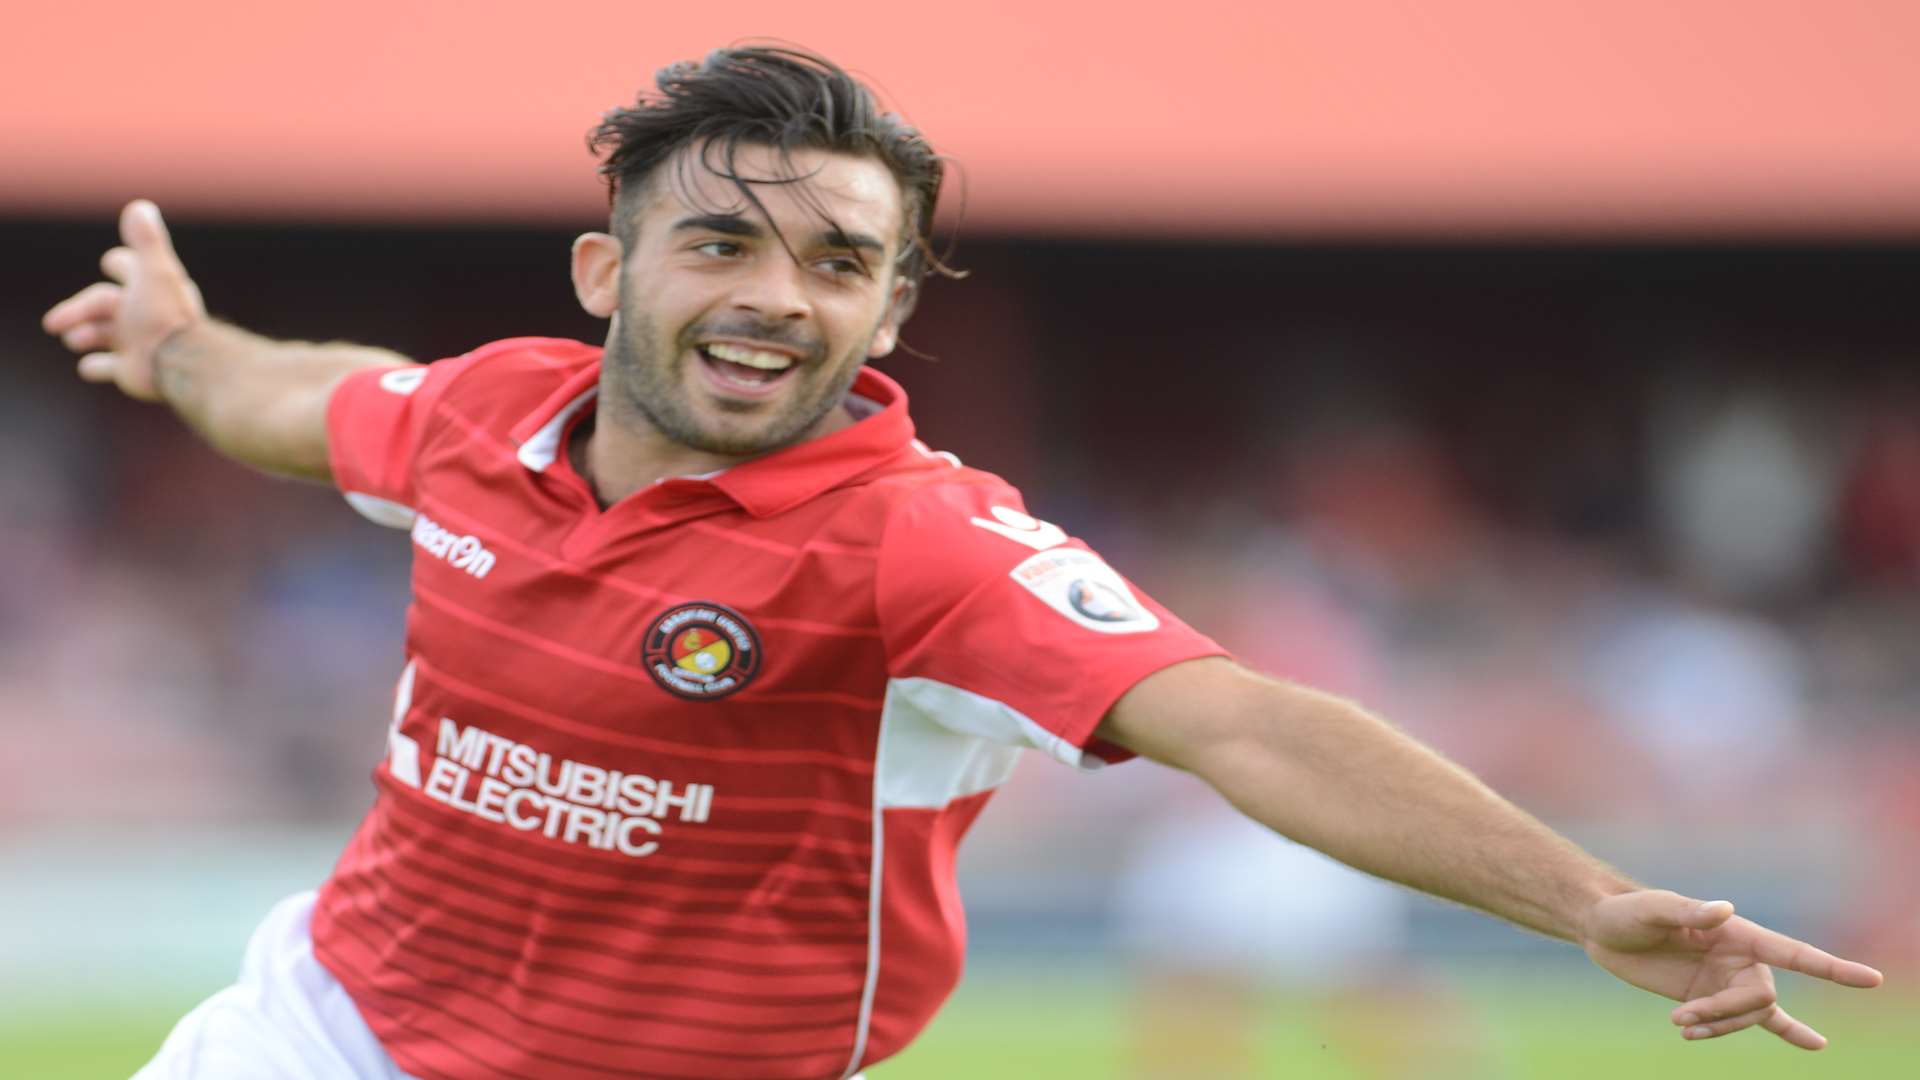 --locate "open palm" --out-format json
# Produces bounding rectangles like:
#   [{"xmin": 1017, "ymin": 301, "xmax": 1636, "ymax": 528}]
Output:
[{"xmin": 1582, "ymin": 889, "xmax": 1883, "ymax": 1049}]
